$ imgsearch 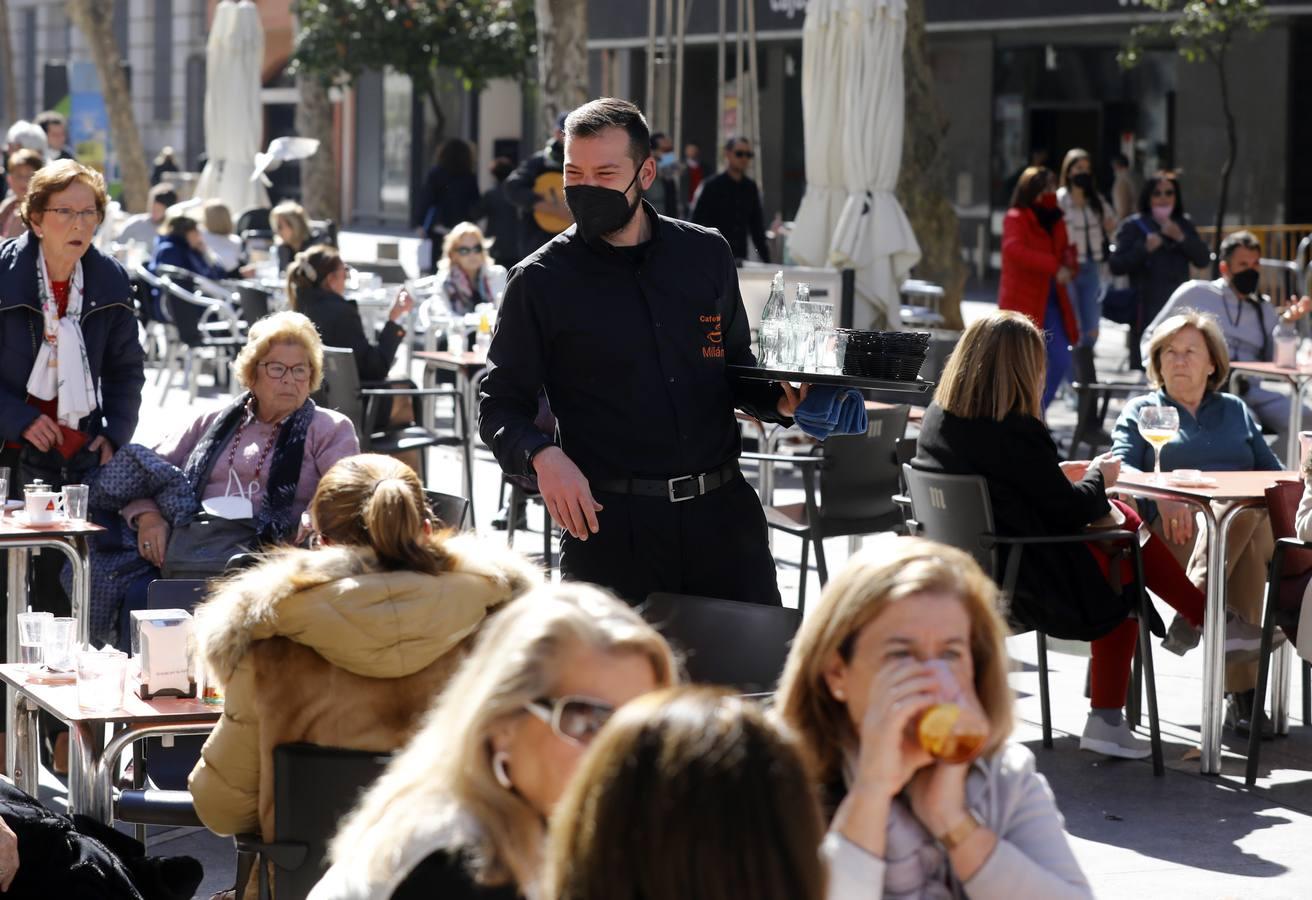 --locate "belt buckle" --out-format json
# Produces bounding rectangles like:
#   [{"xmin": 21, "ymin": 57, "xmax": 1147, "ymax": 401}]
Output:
[{"xmin": 668, "ymin": 473, "xmax": 706, "ymax": 503}]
